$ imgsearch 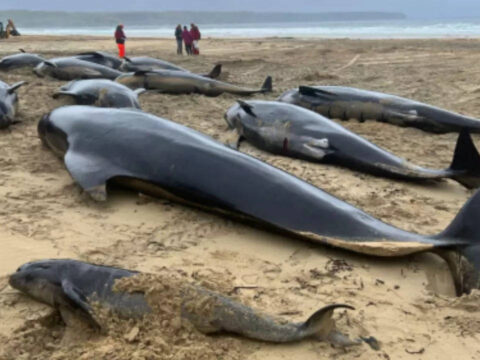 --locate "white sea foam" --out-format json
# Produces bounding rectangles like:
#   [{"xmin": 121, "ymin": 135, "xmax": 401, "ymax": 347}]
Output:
[{"xmin": 20, "ymin": 20, "xmax": 480, "ymax": 39}]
